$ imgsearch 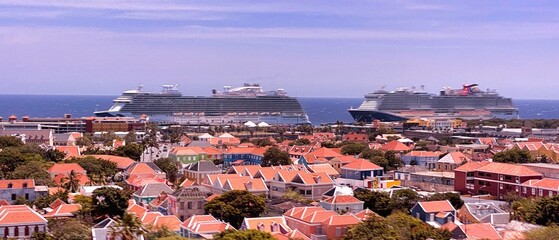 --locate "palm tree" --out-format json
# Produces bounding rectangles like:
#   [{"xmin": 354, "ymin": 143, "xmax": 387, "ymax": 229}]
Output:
[
  {"xmin": 110, "ymin": 213, "xmax": 146, "ymax": 240},
  {"xmin": 63, "ymin": 170, "xmax": 80, "ymax": 193}
]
